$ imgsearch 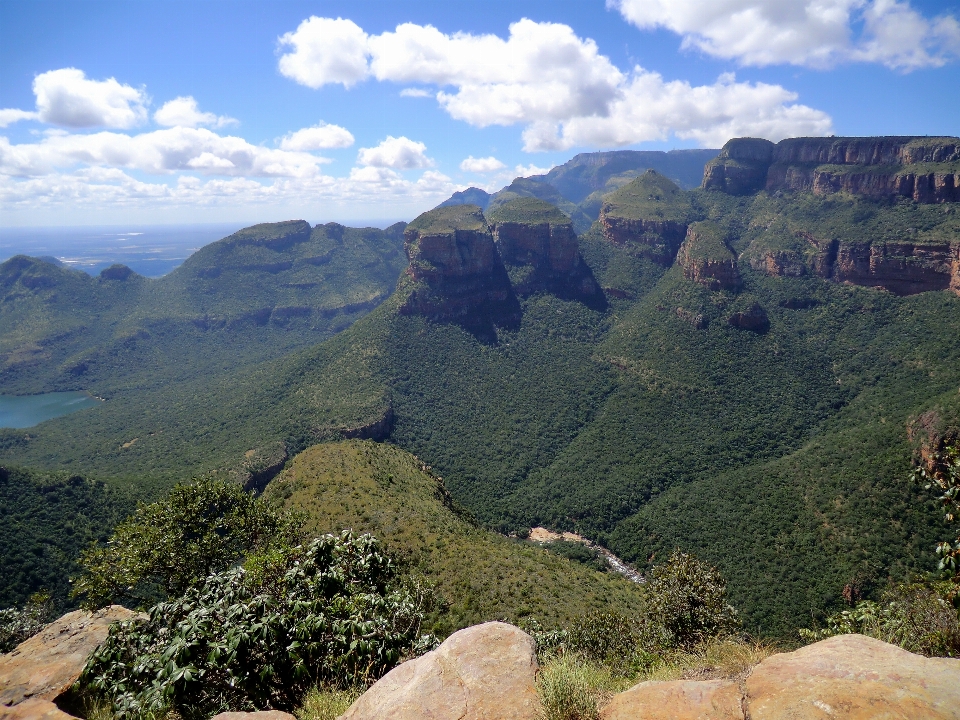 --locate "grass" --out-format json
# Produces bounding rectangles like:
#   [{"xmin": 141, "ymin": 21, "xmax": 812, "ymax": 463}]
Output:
[
  {"xmin": 487, "ymin": 197, "xmax": 571, "ymax": 227},
  {"xmin": 295, "ymin": 686, "xmax": 362, "ymax": 720},
  {"xmin": 681, "ymin": 221, "xmax": 733, "ymax": 261},
  {"xmin": 600, "ymin": 171, "xmax": 693, "ymax": 222},
  {"xmin": 405, "ymin": 204, "xmax": 488, "ymax": 234}
]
